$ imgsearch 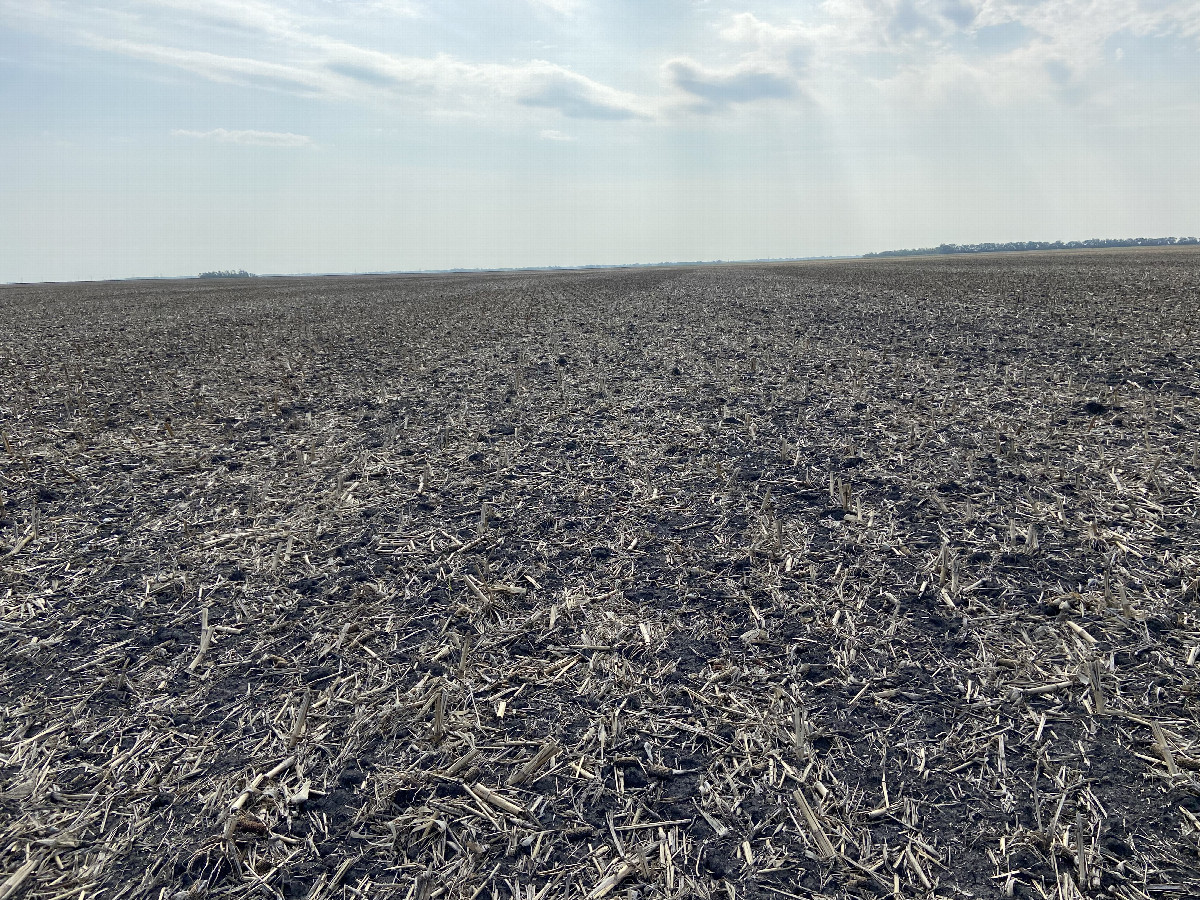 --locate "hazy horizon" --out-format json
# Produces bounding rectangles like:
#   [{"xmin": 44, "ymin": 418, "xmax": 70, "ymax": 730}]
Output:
[
  {"xmin": 3, "ymin": 0, "xmax": 1199, "ymax": 284},
  {"xmin": 9, "ymin": 237, "xmax": 1200, "ymax": 286}
]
